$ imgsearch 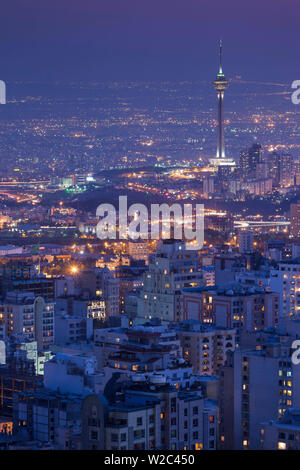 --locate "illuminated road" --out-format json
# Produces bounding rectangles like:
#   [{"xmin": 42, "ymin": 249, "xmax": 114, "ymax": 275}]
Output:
[{"xmin": 234, "ymin": 220, "xmax": 290, "ymax": 228}]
